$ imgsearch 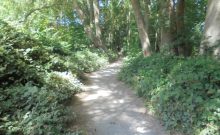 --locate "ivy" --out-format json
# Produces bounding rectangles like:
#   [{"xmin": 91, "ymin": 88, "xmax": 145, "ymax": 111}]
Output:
[{"xmin": 119, "ymin": 54, "xmax": 220, "ymax": 135}]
